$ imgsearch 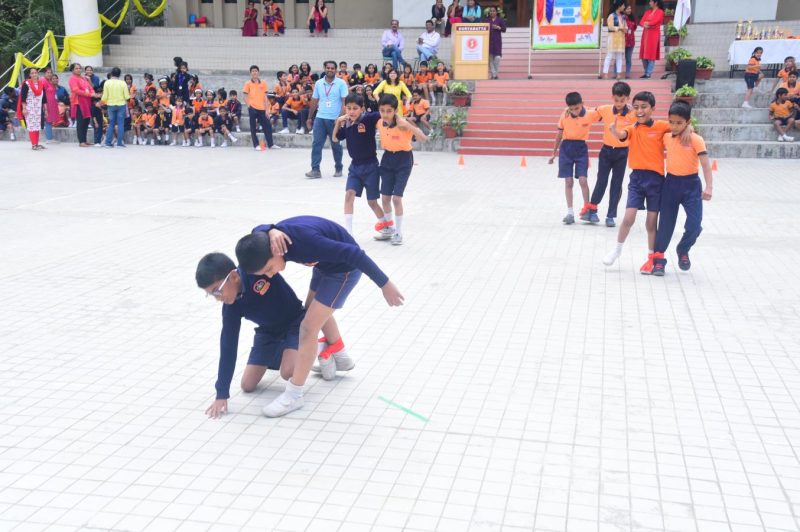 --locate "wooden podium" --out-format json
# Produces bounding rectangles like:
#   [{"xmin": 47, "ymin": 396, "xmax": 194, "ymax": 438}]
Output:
[{"xmin": 451, "ymin": 23, "xmax": 490, "ymax": 80}]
